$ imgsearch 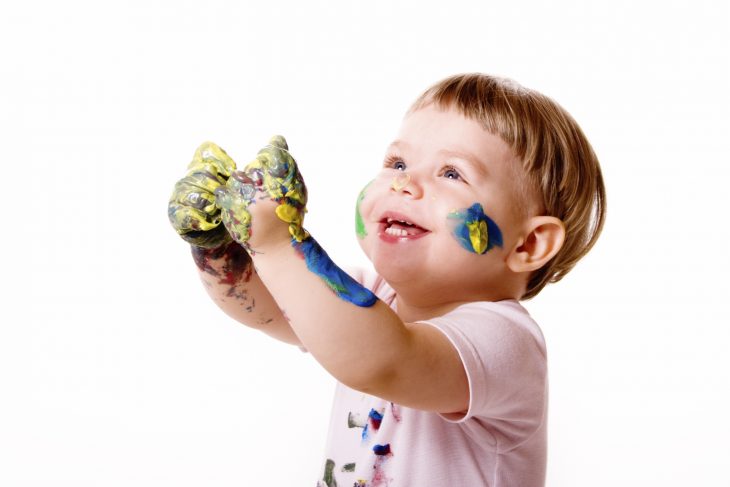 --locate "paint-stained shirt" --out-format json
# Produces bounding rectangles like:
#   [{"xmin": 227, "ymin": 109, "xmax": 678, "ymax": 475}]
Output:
[{"xmin": 316, "ymin": 268, "xmax": 548, "ymax": 487}]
